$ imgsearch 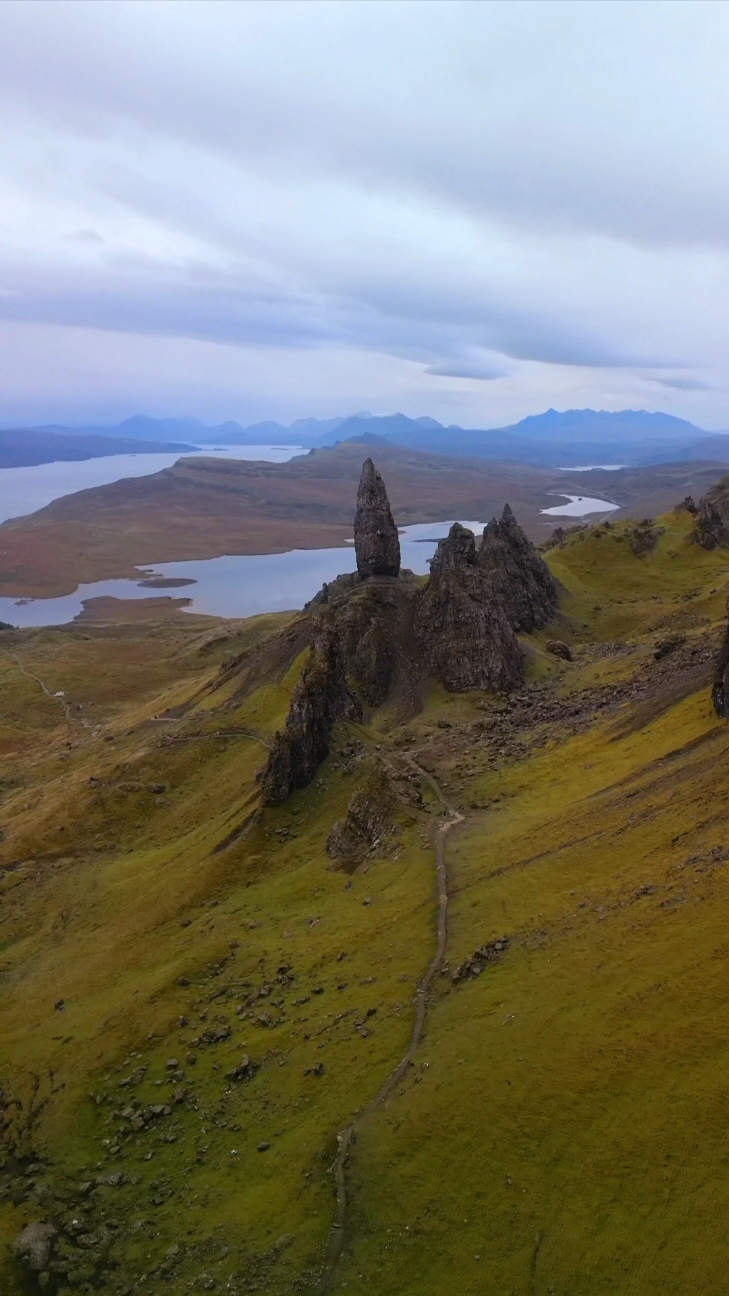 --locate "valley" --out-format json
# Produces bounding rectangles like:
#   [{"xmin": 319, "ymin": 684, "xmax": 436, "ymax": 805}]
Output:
[{"xmin": 3, "ymin": 460, "xmax": 729, "ymax": 1293}]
